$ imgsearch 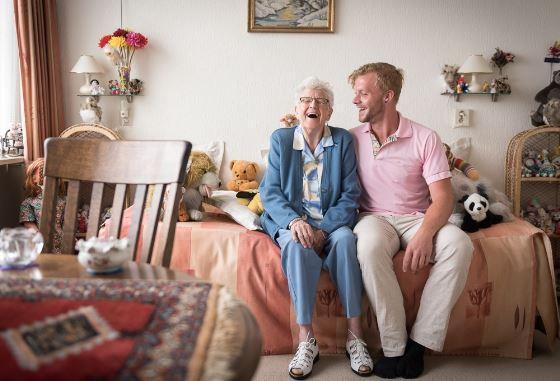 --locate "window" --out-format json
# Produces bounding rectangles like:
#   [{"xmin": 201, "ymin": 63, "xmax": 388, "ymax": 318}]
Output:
[{"xmin": 0, "ymin": 1, "xmax": 22, "ymax": 143}]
